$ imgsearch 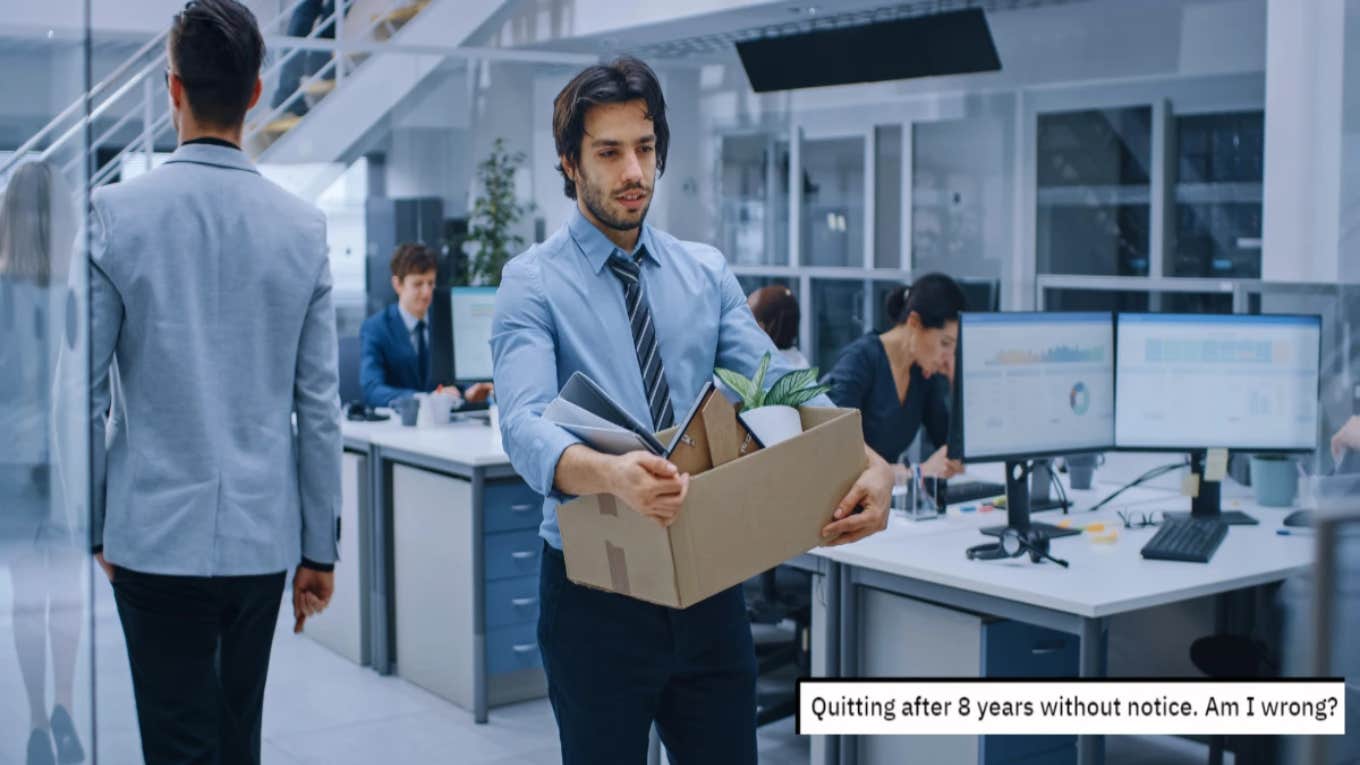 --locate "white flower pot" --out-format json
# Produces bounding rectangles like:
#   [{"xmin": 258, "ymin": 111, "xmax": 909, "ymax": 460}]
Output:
[{"xmin": 739, "ymin": 405, "xmax": 803, "ymax": 447}]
